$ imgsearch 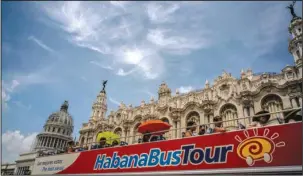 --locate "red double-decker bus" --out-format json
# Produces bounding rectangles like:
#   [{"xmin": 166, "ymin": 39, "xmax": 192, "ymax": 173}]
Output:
[{"xmin": 31, "ymin": 110, "xmax": 302, "ymax": 175}]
